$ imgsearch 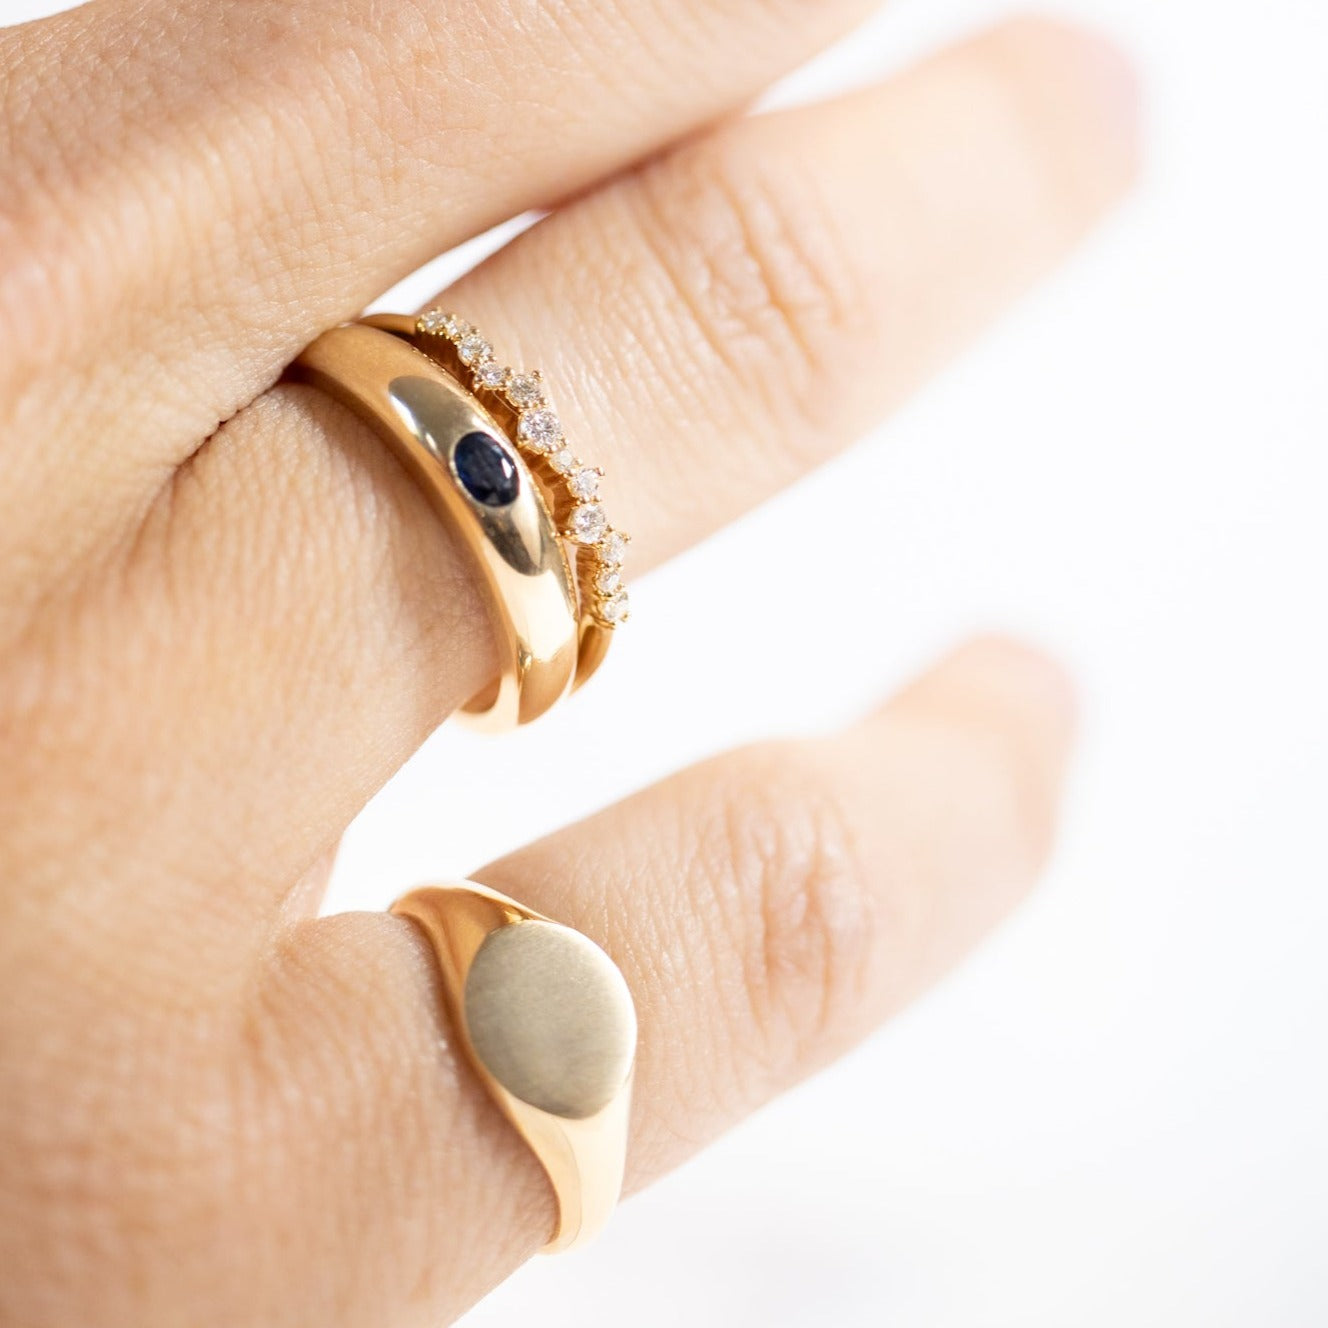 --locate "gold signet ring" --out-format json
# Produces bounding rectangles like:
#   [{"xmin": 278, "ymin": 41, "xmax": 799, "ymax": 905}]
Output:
[{"xmin": 392, "ymin": 882, "xmax": 637, "ymax": 1252}]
